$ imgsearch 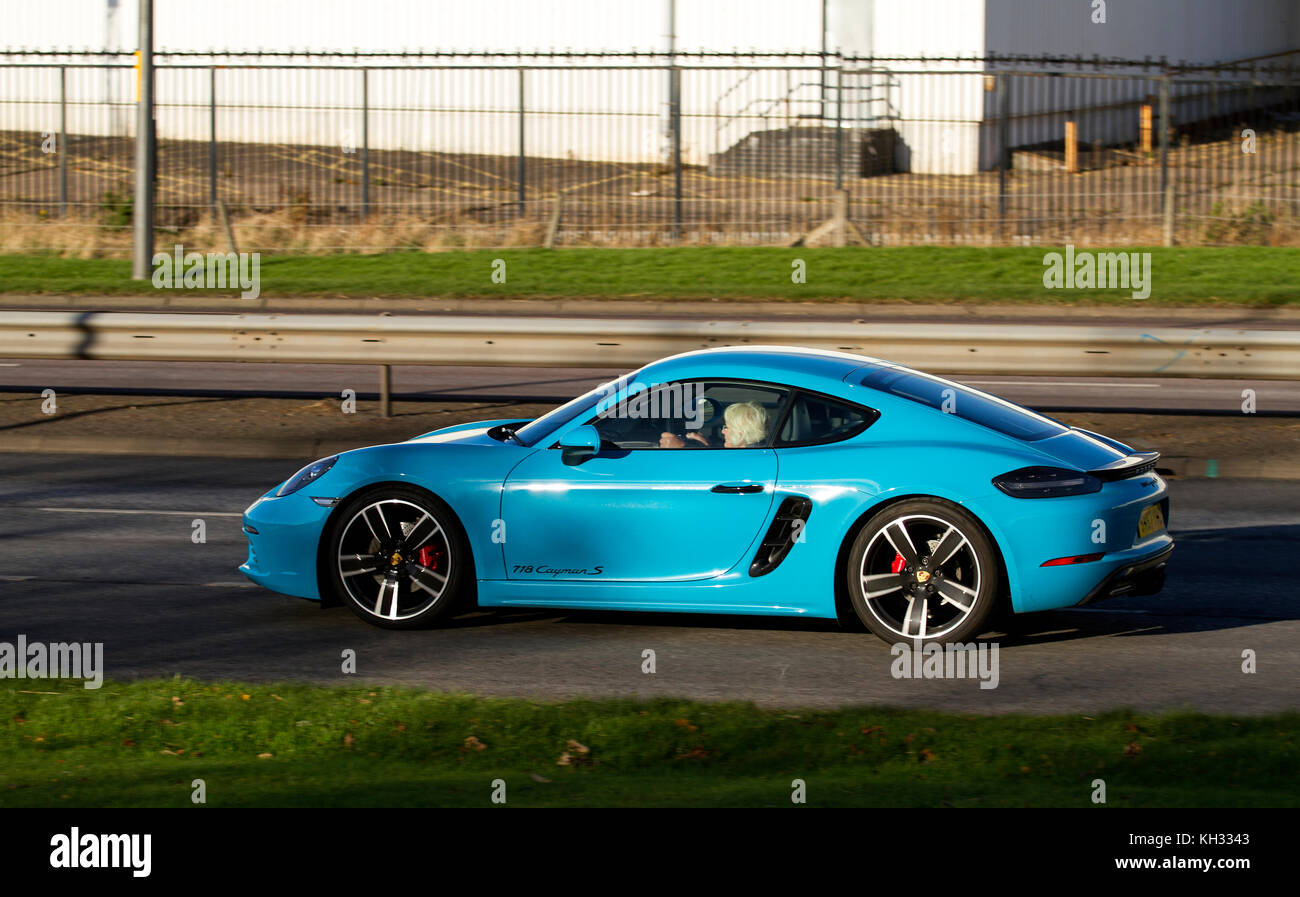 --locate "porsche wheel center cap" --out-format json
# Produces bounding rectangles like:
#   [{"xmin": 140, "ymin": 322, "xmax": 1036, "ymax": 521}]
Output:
[
  {"xmin": 915, "ymin": 570, "xmax": 931, "ymax": 584},
  {"xmin": 390, "ymin": 551, "xmax": 404, "ymax": 565}
]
